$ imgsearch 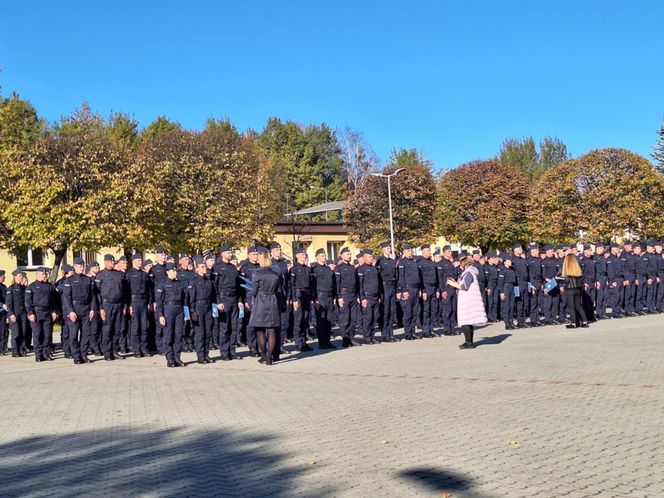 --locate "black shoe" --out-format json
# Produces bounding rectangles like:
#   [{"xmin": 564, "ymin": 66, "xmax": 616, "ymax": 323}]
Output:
[
  {"xmin": 63, "ymin": 353, "xmax": 71, "ymax": 359},
  {"xmin": 459, "ymin": 343, "xmax": 475, "ymax": 349},
  {"xmin": 565, "ymin": 324, "xmax": 577, "ymax": 329},
  {"xmin": 197, "ymin": 358, "xmax": 207, "ymax": 364},
  {"xmin": 74, "ymin": 358, "xmax": 83, "ymax": 365},
  {"xmin": 134, "ymin": 353, "xmax": 142, "ymax": 358},
  {"xmin": 167, "ymin": 360, "xmax": 176, "ymax": 367},
  {"xmin": 504, "ymin": 322, "xmax": 515, "ymax": 330},
  {"xmin": 342, "ymin": 339, "xmax": 351, "ymax": 348},
  {"xmin": 220, "ymin": 356, "xmax": 231, "ymax": 361},
  {"xmin": 300, "ymin": 344, "xmax": 313, "ymax": 352},
  {"xmin": 104, "ymin": 355, "xmax": 115, "ymax": 361},
  {"xmin": 12, "ymin": 352, "xmax": 19, "ymax": 357},
  {"xmin": 258, "ymin": 355, "xmax": 266, "ymax": 364},
  {"xmin": 205, "ymin": 356, "xmax": 215, "ymax": 363},
  {"xmin": 229, "ymin": 353, "xmax": 241, "ymax": 360},
  {"xmin": 412, "ymin": 334, "xmax": 423, "ymax": 340},
  {"xmin": 443, "ymin": 330, "xmax": 455, "ymax": 336},
  {"xmin": 45, "ymin": 354, "xmax": 54, "ymax": 361},
  {"xmin": 175, "ymin": 358, "xmax": 185, "ymax": 367},
  {"xmin": 120, "ymin": 348, "xmax": 129, "ymax": 354},
  {"xmin": 279, "ymin": 347, "xmax": 289, "ymax": 355},
  {"xmin": 82, "ymin": 356, "xmax": 91, "ymax": 363},
  {"xmin": 35, "ymin": 356, "xmax": 43, "ymax": 362},
  {"xmin": 580, "ymin": 322, "xmax": 589, "ymax": 328}
]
